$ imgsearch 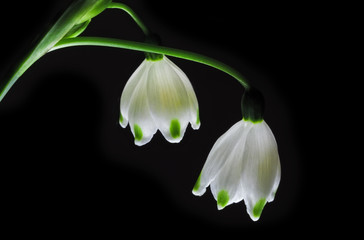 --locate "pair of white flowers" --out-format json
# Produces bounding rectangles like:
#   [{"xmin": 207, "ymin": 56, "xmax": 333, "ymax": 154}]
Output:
[{"xmin": 119, "ymin": 55, "xmax": 281, "ymax": 221}]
